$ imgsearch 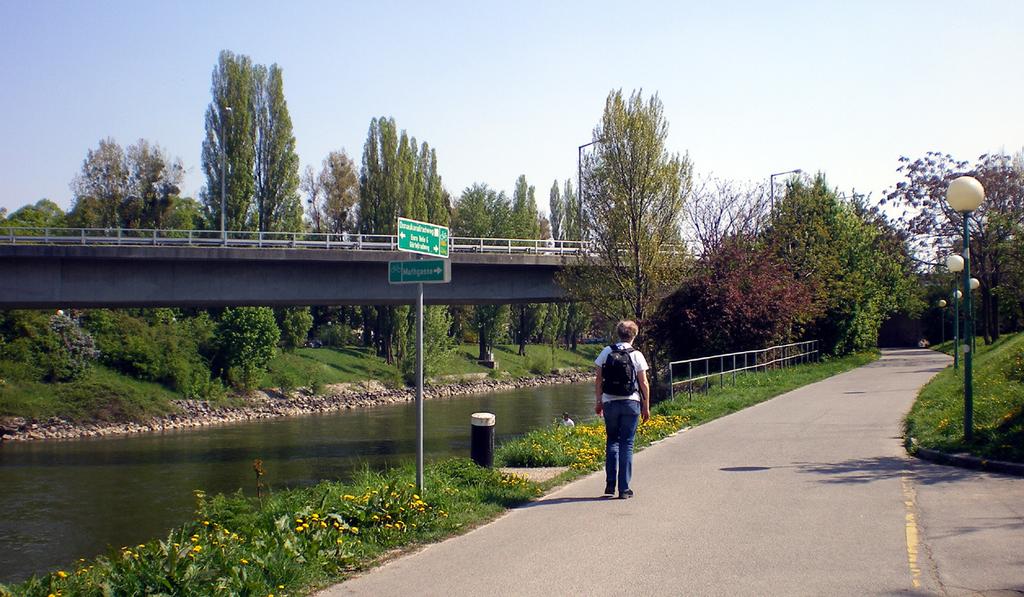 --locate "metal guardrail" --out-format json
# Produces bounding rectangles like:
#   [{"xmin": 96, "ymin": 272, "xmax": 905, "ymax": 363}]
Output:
[
  {"xmin": 668, "ymin": 340, "xmax": 820, "ymax": 401},
  {"xmin": 0, "ymin": 226, "xmax": 591, "ymax": 255}
]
